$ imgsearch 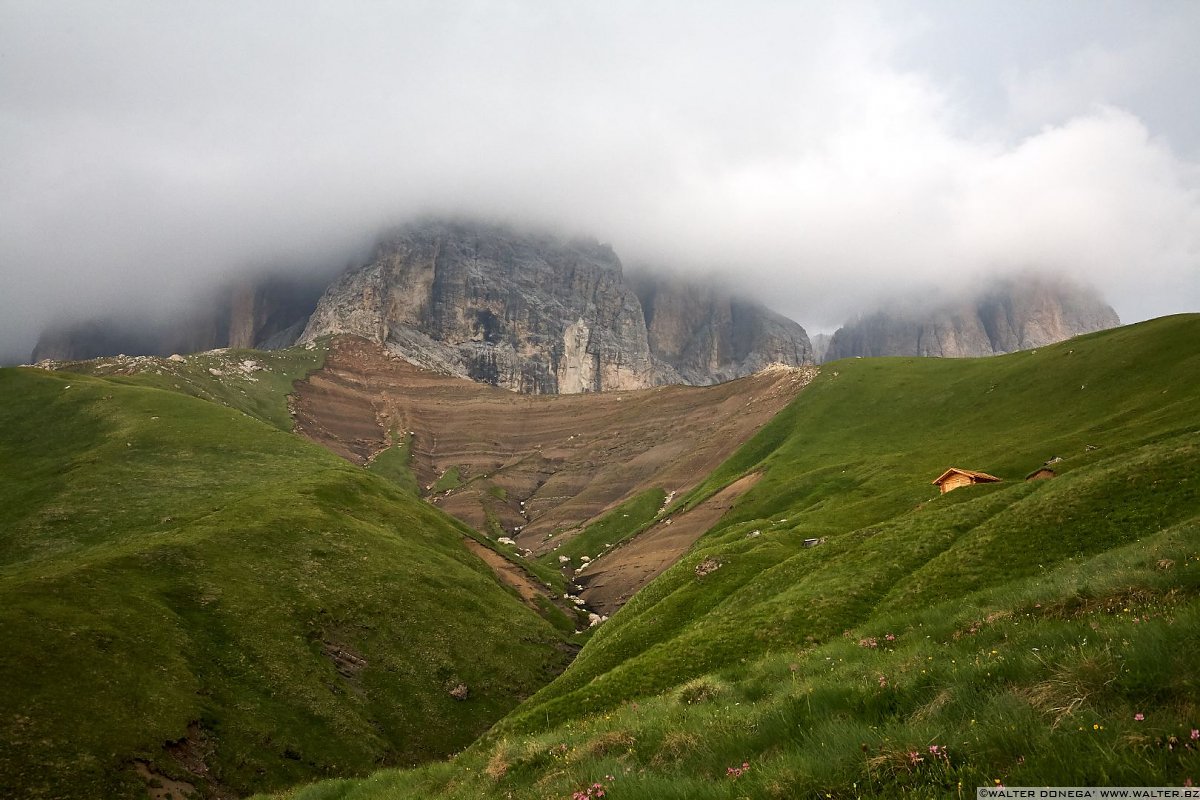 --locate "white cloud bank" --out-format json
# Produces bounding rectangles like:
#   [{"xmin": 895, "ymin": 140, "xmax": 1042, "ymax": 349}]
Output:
[{"xmin": 1, "ymin": 1, "xmax": 1198, "ymax": 359}]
